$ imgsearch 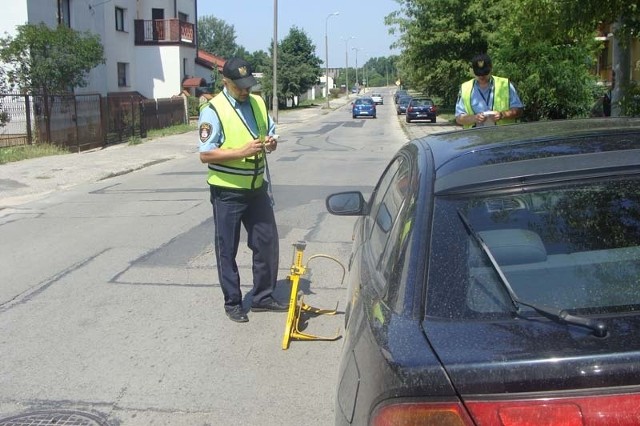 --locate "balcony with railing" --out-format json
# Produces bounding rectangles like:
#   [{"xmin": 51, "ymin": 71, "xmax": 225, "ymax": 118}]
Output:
[{"xmin": 134, "ymin": 19, "xmax": 195, "ymax": 47}]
